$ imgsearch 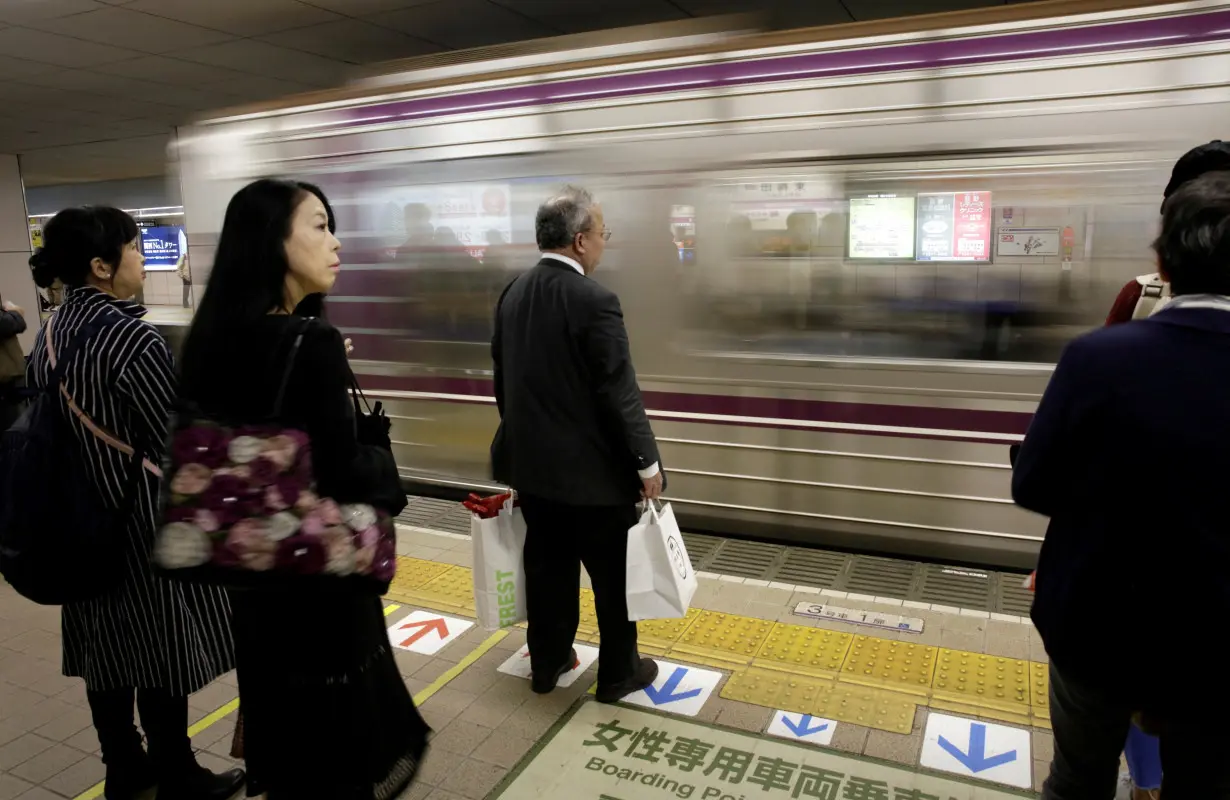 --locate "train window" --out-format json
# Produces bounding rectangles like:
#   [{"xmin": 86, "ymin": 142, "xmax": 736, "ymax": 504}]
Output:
[{"xmin": 679, "ymin": 149, "xmax": 1172, "ymax": 364}]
